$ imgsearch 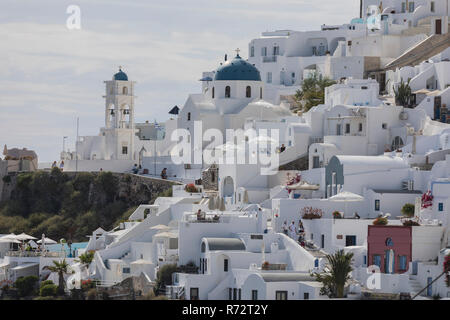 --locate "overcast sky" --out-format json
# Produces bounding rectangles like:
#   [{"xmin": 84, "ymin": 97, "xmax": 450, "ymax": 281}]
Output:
[{"xmin": 0, "ymin": 0, "xmax": 360, "ymax": 162}]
